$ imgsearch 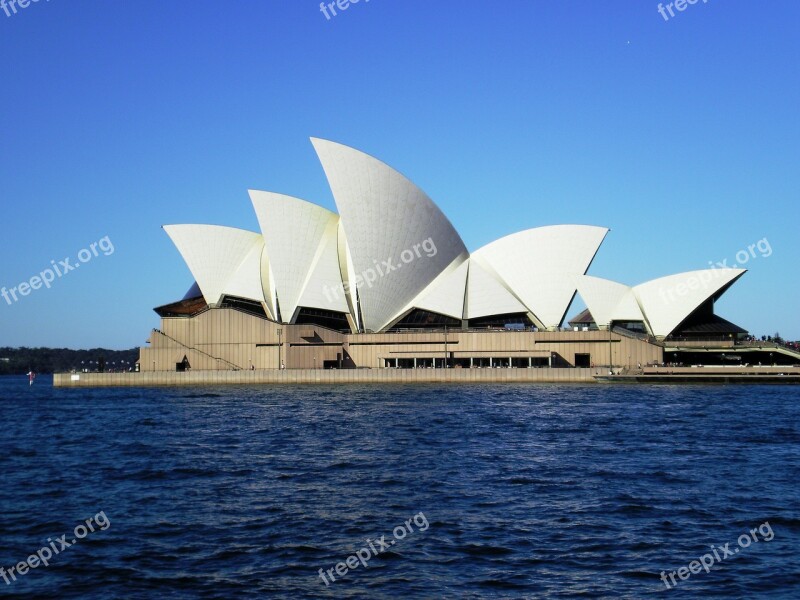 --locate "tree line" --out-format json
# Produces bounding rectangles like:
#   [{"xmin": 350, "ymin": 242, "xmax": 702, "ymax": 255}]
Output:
[{"xmin": 0, "ymin": 347, "xmax": 140, "ymax": 375}]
